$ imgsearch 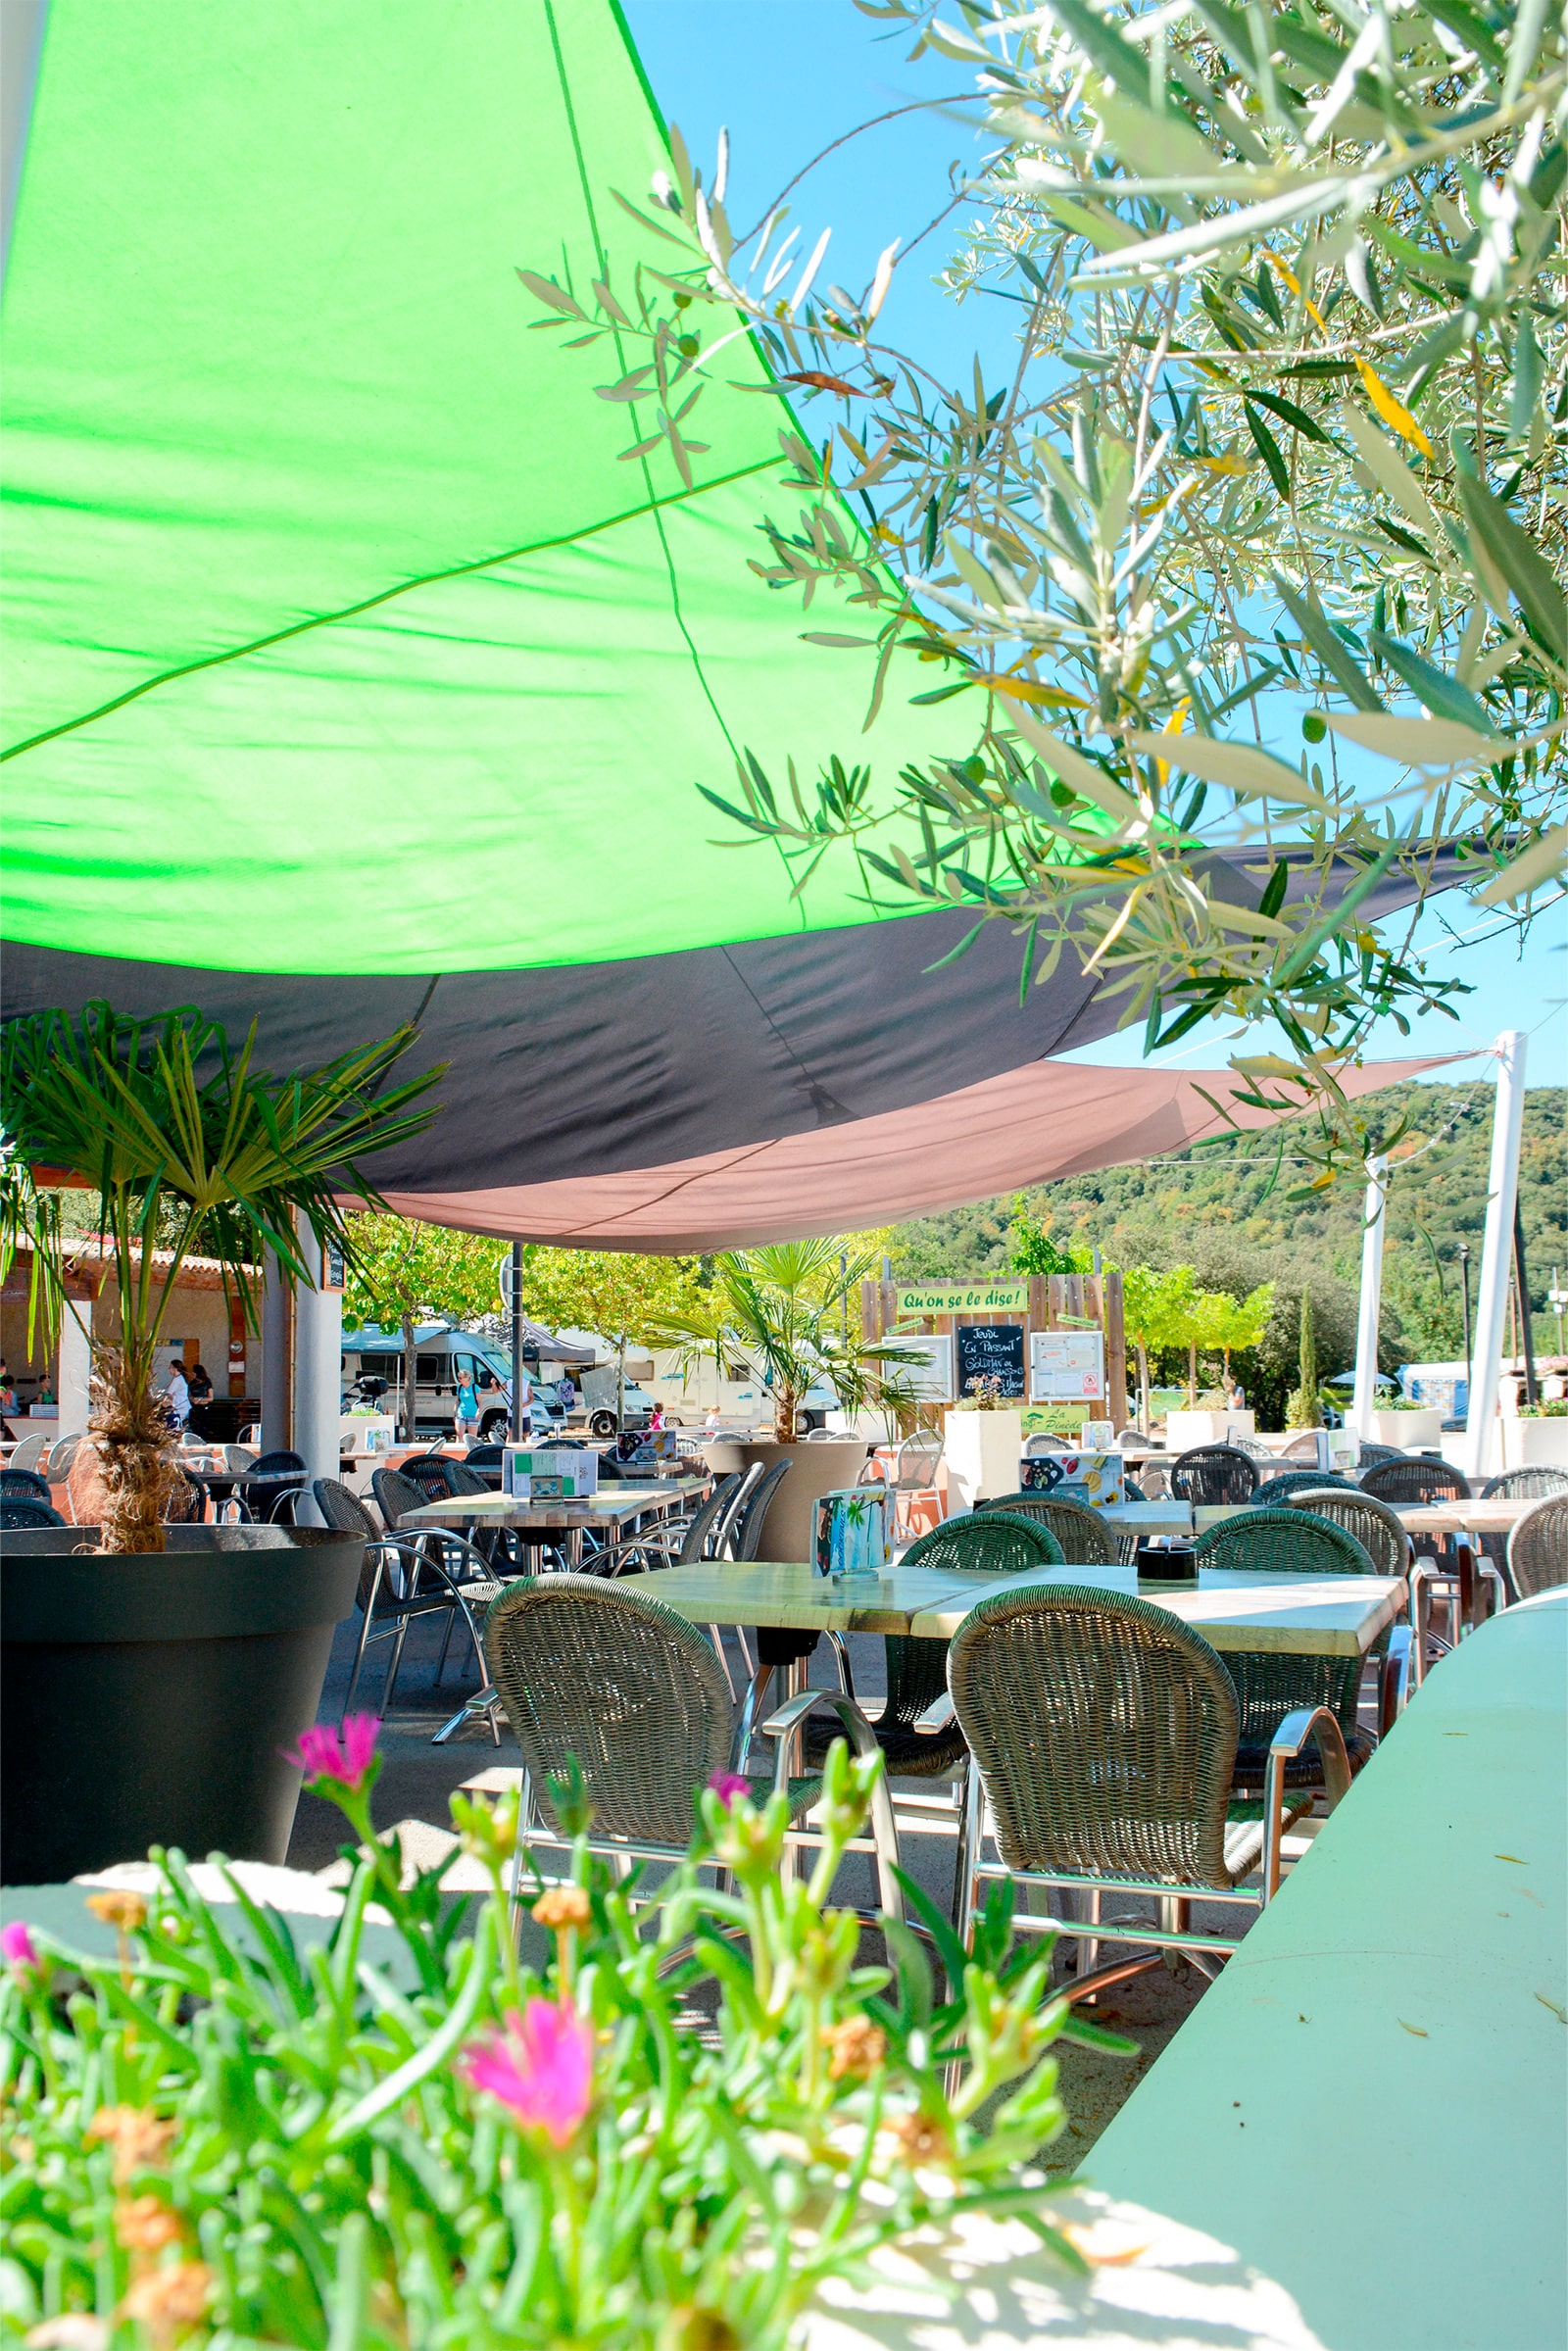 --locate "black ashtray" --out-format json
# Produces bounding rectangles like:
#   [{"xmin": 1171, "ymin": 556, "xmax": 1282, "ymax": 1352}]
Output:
[{"xmin": 1136, "ymin": 1539, "xmax": 1198, "ymax": 1585}]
